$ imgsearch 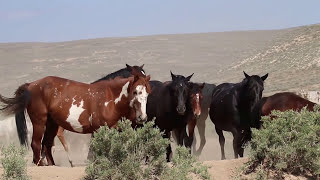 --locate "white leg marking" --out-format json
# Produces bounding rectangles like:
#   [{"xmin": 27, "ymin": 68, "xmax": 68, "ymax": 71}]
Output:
[
  {"xmin": 66, "ymin": 98, "xmax": 85, "ymax": 132},
  {"xmin": 37, "ymin": 132, "xmax": 45, "ymax": 166},
  {"xmin": 114, "ymin": 81, "xmax": 130, "ymax": 104}
]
